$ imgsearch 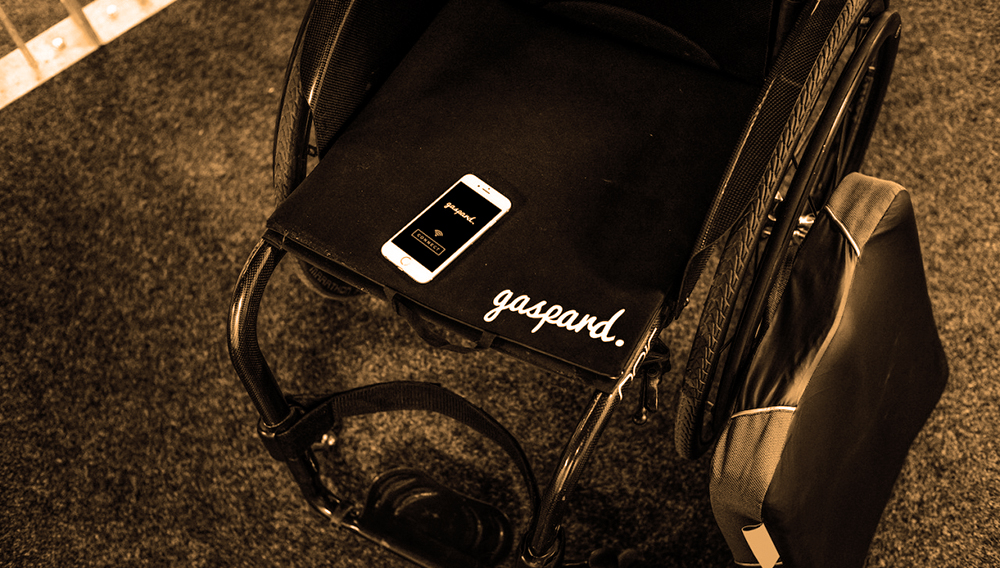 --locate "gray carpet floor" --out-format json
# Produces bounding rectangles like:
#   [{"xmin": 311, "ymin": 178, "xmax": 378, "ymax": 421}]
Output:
[{"xmin": 1, "ymin": 0, "xmax": 997, "ymax": 566}]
